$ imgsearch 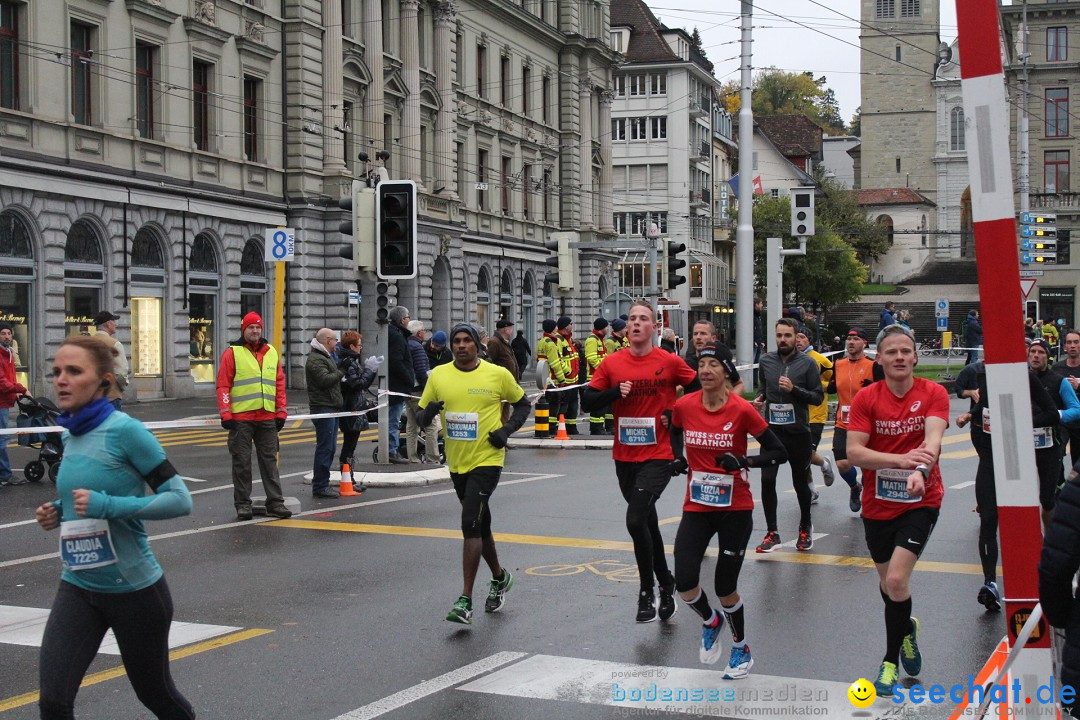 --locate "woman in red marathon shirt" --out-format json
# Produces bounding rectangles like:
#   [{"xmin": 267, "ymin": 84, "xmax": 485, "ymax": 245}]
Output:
[
  {"xmin": 846, "ymin": 324, "xmax": 949, "ymax": 698},
  {"xmin": 669, "ymin": 342, "xmax": 787, "ymax": 678},
  {"xmin": 582, "ymin": 300, "xmax": 698, "ymax": 624}
]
